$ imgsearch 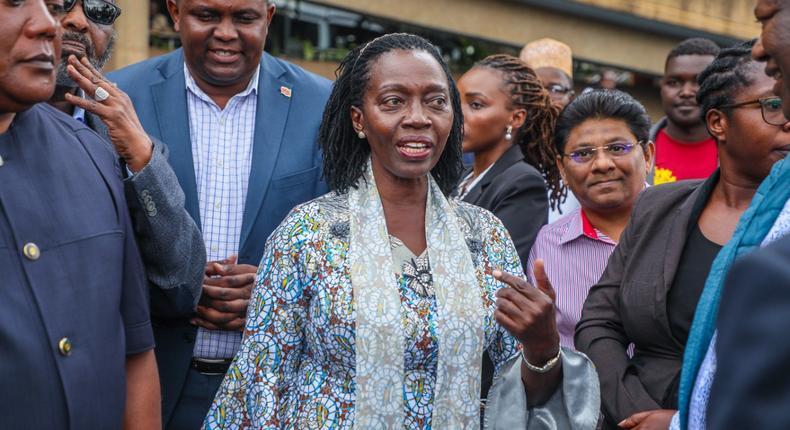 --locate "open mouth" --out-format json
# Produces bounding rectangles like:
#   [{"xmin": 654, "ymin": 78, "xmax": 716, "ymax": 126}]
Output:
[
  {"xmin": 208, "ymin": 49, "xmax": 241, "ymax": 64},
  {"xmin": 396, "ymin": 138, "xmax": 434, "ymax": 160}
]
